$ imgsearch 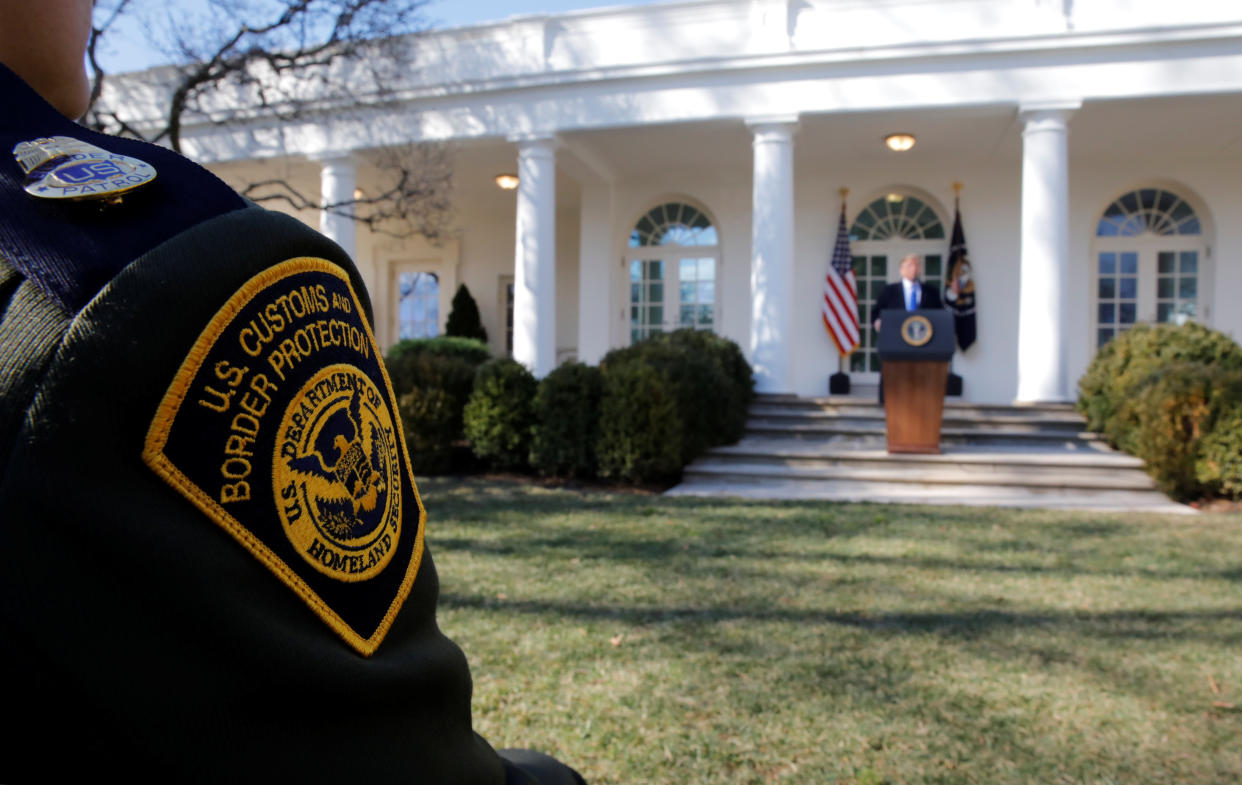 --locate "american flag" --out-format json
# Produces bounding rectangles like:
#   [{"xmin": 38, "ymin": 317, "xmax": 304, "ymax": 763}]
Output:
[{"xmin": 822, "ymin": 204, "xmax": 860, "ymax": 355}]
